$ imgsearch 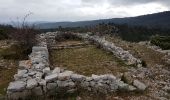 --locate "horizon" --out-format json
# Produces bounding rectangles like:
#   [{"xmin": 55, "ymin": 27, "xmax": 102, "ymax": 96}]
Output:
[
  {"xmin": 1, "ymin": 10, "xmax": 170, "ymax": 25},
  {"xmin": 0, "ymin": 0, "xmax": 170, "ymax": 24}
]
